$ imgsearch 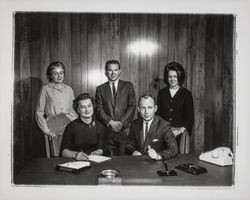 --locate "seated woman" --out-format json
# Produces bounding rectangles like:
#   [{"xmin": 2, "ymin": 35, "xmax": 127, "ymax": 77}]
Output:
[
  {"xmin": 157, "ymin": 62, "xmax": 194, "ymax": 154},
  {"xmin": 60, "ymin": 93, "xmax": 105, "ymax": 160}
]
